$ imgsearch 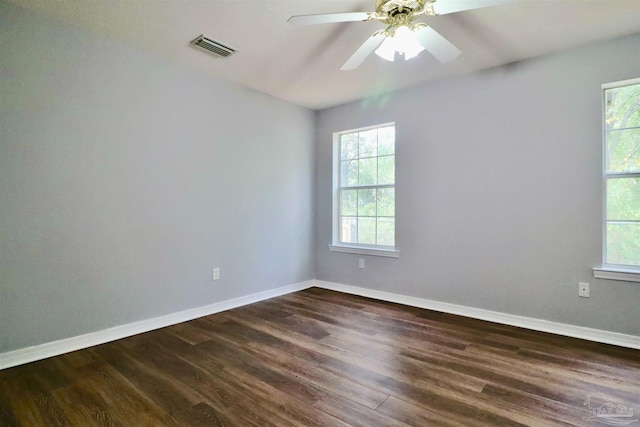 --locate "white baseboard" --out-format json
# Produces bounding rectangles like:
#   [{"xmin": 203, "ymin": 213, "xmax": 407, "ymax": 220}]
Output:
[
  {"xmin": 314, "ymin": 280, "xmax": 640, "ymax": 350},
  {"xmin": 3, "ymin": 278, "xmax": 637, "ymax": 371},
  {"xmin": 0, "ymin": 280, "xmax": 314, "ymax": 370}
]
